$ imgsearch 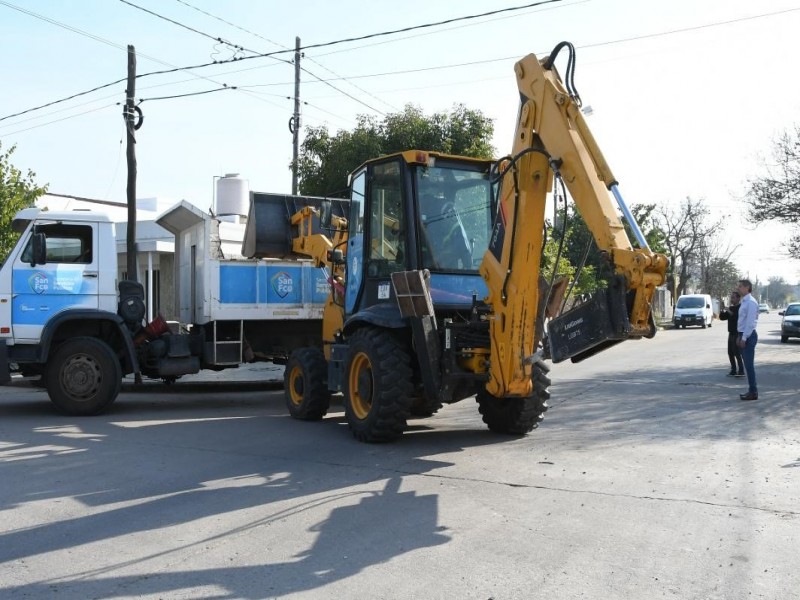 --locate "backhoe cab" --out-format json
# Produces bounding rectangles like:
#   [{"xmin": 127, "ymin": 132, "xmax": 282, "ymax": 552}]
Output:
[{"xmin": 284, "ymin": 42, "xmax": 667, "ymax": 442}]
